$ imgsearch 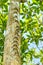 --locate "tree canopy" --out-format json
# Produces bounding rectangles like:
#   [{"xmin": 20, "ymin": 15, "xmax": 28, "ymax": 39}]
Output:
[{"xmin": 0, "ymin": 0, "xmax": 43, "ymax": 65}]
